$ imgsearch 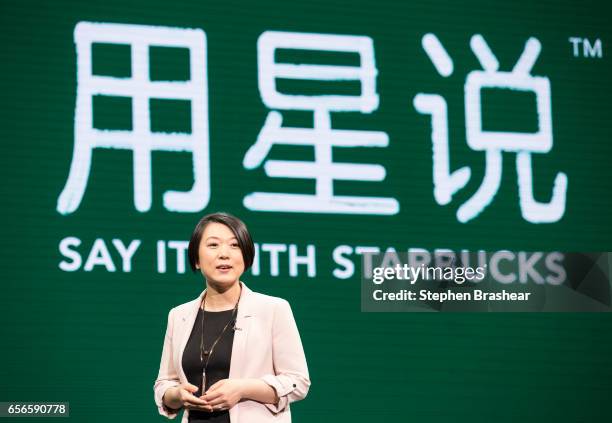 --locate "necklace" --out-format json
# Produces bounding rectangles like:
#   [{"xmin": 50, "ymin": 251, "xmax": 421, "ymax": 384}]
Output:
[{"xmin": 199, "ymin": 288, "xmax": 240, "ymax": 395}]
